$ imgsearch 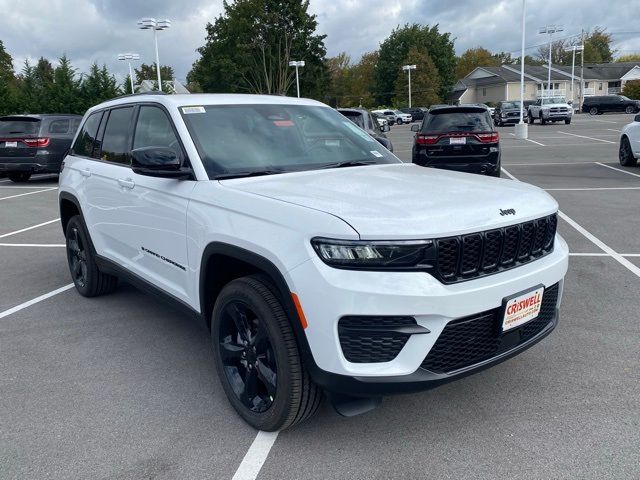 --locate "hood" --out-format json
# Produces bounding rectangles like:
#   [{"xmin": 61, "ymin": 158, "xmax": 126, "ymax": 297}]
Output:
[
  {"xmin": 541, "ymin": 102, "xmax": 570, "ymax": 108},
  {"xmin": 220, "ymin": 164, "xmax": 558, "ymax": 239}
]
